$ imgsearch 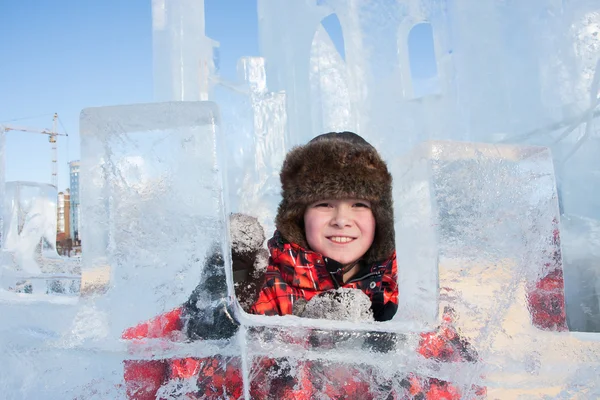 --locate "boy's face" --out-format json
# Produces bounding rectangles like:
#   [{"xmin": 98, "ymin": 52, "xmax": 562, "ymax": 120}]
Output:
[{"xmin": 303, "ymin": 199, "xmax": 376, "ymax": 266}]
